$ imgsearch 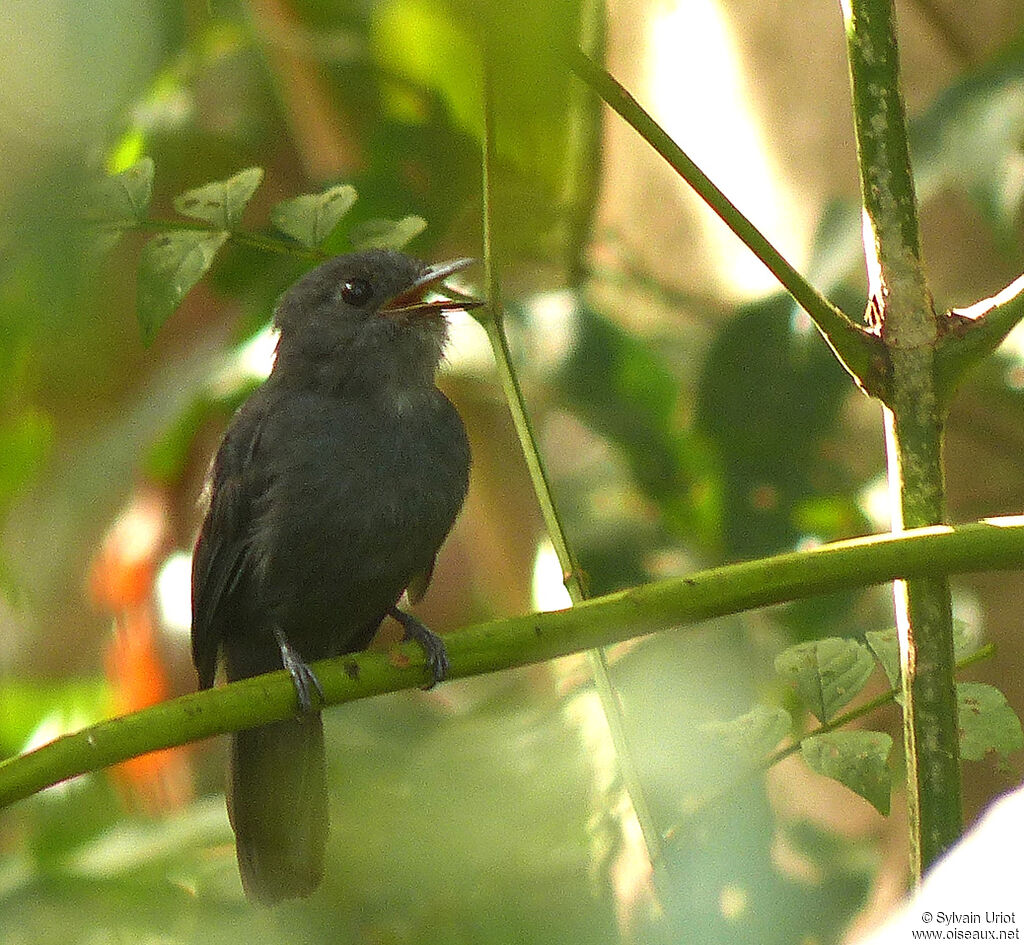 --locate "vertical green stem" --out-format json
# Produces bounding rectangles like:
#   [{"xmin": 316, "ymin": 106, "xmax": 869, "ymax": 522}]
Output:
[
  {"xmin": 843, "ymin": 0, "xmax": 962, "ymax": 878},
  {"xmin": 479, "ymin": 54, "xmax": 665, "ymax": 870}
]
